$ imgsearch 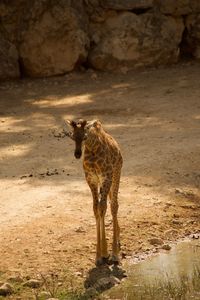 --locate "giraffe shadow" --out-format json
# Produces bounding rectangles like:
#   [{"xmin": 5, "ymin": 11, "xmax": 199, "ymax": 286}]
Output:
[{"xmin": 83, "ymin": 264, "xmax": 127, "ymax": 298}]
